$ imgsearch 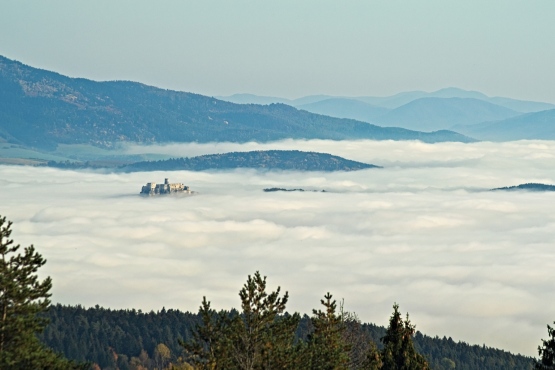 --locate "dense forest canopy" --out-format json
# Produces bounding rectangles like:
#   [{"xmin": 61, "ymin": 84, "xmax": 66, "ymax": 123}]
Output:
[{"xmin": 39, "ymin": 297, "xmax": 535, "ymax": 369}]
